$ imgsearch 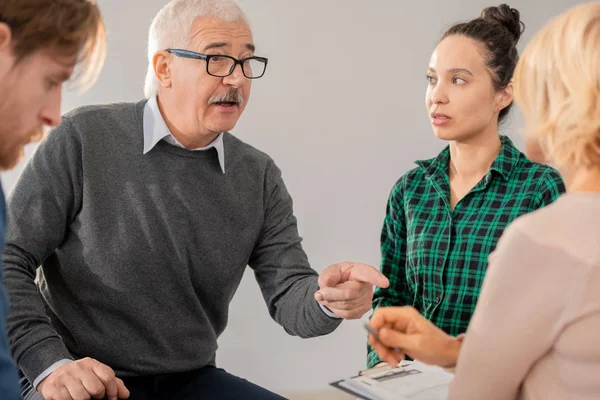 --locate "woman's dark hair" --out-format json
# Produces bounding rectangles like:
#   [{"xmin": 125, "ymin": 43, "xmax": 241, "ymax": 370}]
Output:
[{"xmin": 442, "ymin": 4, "xmax": 525, "ymax": 123}]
